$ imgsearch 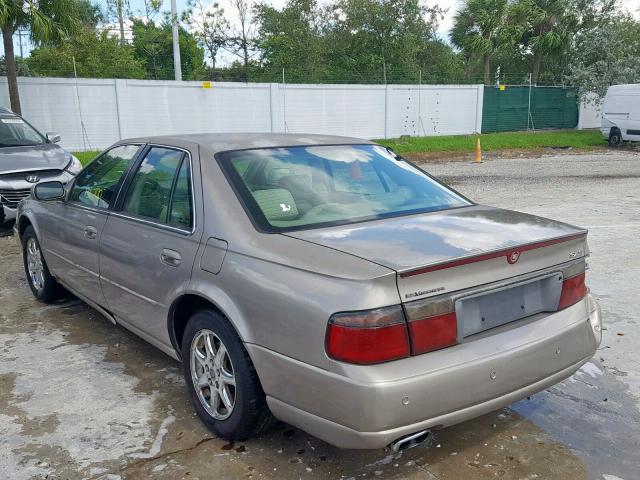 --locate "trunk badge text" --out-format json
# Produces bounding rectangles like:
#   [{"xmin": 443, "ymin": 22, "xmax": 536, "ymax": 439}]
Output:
[{"xmin": 405, "ymin": 286, "xmax": 445, "ymax": 299}]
